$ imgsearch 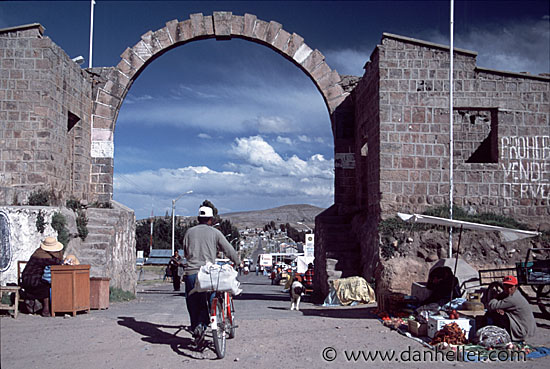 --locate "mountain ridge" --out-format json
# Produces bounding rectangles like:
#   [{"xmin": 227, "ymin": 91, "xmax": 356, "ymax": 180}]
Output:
[{"xmin": 219, "ymin": 203, "xmax": 324, "ymax": 229}]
